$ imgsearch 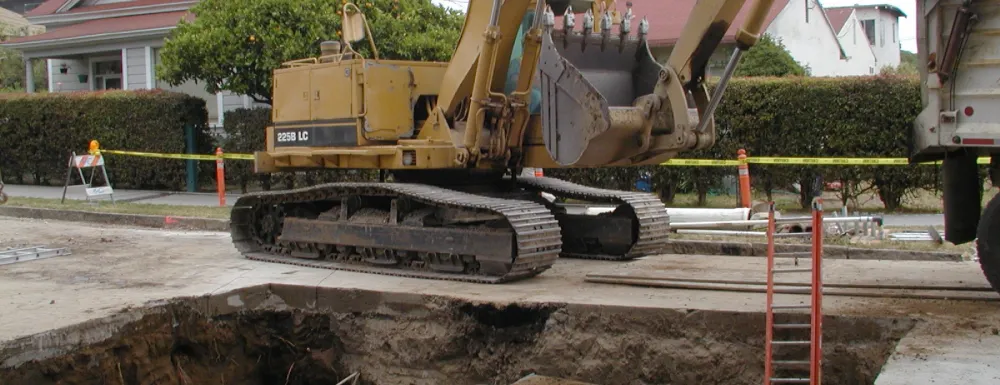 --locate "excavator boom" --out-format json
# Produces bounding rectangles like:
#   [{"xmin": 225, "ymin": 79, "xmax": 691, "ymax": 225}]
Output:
[{"xmin": 231, "ymin": 0, "xmax": 779, "ymax": 283}]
